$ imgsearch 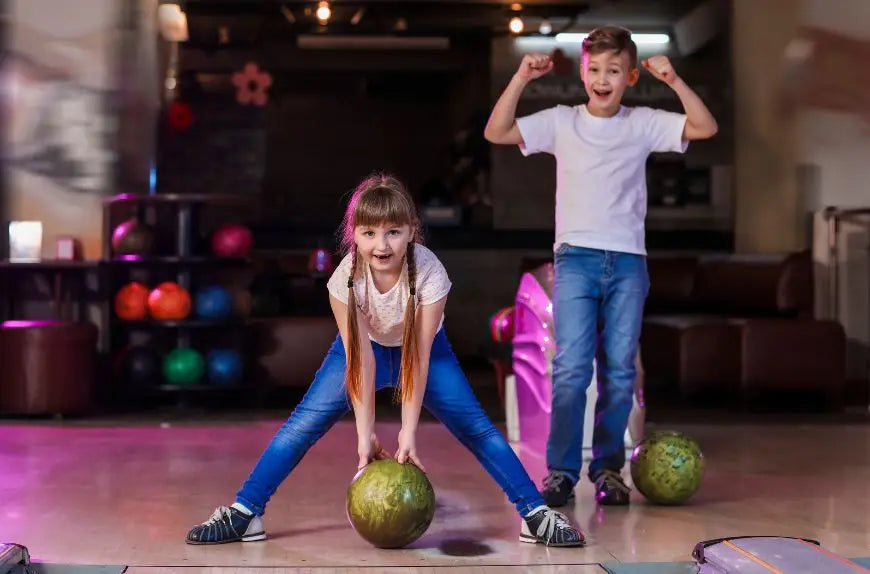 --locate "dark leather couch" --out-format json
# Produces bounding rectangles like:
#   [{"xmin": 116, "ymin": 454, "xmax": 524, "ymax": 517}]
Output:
[{"xmin": 641, "ymin": 250, "xmax": 846, "ymax": 407}]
